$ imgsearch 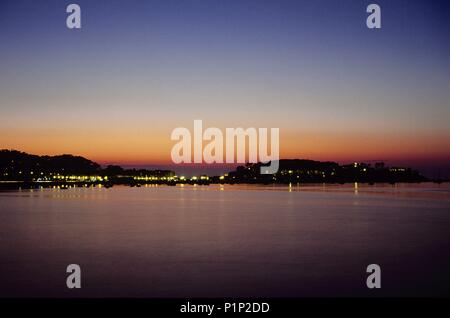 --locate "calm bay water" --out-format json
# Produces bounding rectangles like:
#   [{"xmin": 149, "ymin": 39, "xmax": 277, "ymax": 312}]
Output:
[{"xmin": 1, "ymin": 183, "xmax": 449, "ymax": 297}]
